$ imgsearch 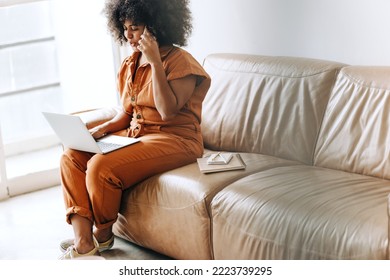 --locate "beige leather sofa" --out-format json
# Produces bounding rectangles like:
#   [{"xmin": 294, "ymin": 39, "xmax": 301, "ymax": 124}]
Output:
[{"xmin": 79, "ymin": 53, "xmax": 390, "ymax": 260}]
